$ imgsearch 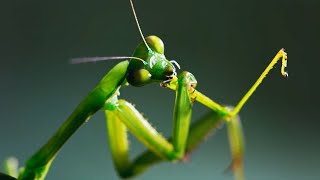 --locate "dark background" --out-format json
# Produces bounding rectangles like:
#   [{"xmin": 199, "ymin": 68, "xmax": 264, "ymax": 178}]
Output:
[{"xmin": 1, "ymin": 0, "xmax": 319, "ymax": 179}]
